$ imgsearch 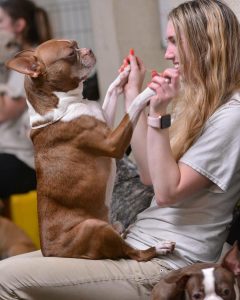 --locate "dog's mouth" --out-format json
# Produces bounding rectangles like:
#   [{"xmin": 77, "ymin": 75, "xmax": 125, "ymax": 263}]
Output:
[
  {"xmin": 80, "ymin": 56, "xmax": 96, "ymax": 69},
  {"xmin": 73, "ymin": 47, "xmax": 96, "ymax": 83},
  {"xmin": 79, "ymin": 75, "xmax": 88, "ymax": 82}
]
